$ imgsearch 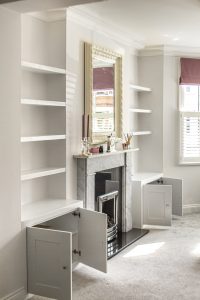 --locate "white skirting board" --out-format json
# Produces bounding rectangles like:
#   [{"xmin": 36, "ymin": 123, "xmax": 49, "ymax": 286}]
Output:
[
  {"xmin": 183, "ymin": 204, "xmax": 200, "ymax": 214},
  {"xmin": 0, "ymin": 287, "xmax": 26, "ymax": 300}
]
